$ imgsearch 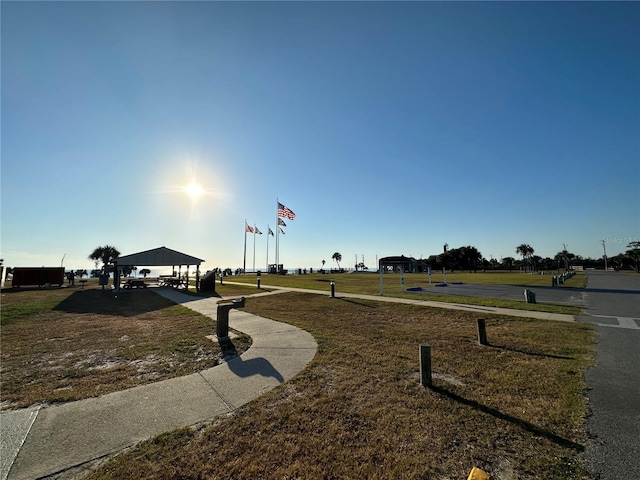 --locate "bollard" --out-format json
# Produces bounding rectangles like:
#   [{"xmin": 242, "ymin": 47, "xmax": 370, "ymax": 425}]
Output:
[
  {"xmin": 216, "ymin": 297, "xmax": 246, "ymax": 339},
  {"xmin": 552, "ymin": 276, "xmax": 557, "ymax": 287},
  {"xmin": 523, "ymin": 289, "xmax": 536, "ymax": 304},
  {"xmin": 257, "ymin": 271, "xmax": 261, "ymax": 289},
  {"xmin": 330, "ymin": 279, "xmax": 335, "ymax": 298},
  {"xmin": 420, "ymin": 344, "xmax": 432, "ymax": 387},
  {"xmin": 477, "ymin": 318, "xmax": 488, "ymax": 345}
]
